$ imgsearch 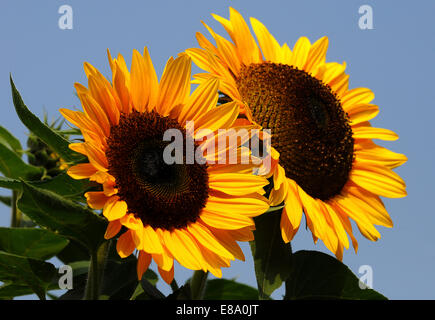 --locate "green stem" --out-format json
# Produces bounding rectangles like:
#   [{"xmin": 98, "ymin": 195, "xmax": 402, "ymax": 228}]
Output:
[
  {"xmin": 10, "ymin": 190, "xmax": 22, "ymax": 227},
  {"xmin": 170, "ymin": 279, "xmax": 179, "ymax": 292},
  {"xmin": 190, "ymin": 270, "xmax": 208, "ymax": 300},
  {"xmin": 84, "ymin": 240, "xmax": 110, "ymax": 300},
  {"xmin": 284, "ymin": 242, "xmax": 293, "ymax": 300}
]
